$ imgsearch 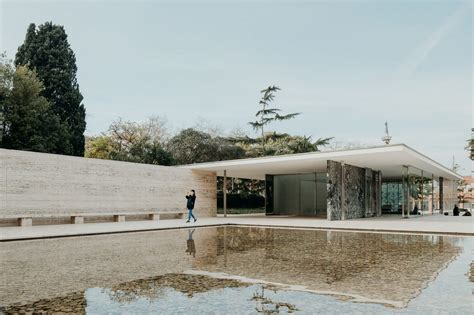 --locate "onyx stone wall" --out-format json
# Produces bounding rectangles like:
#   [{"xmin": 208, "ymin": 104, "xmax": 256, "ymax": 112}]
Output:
[
  {"xmin": 343, "ymin": 163, "xmax": 366, "ymax": 219},
  {"xmin": 327, "ymin": 160, "xmax": 382, "ymax": 220},
  {"xmin": 0, "ymin": 149, "xmax": 217, "ymax": 220},
  {"xmin": 327, "ymin": 160, "xmax": 343, "ymax": 220}
]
